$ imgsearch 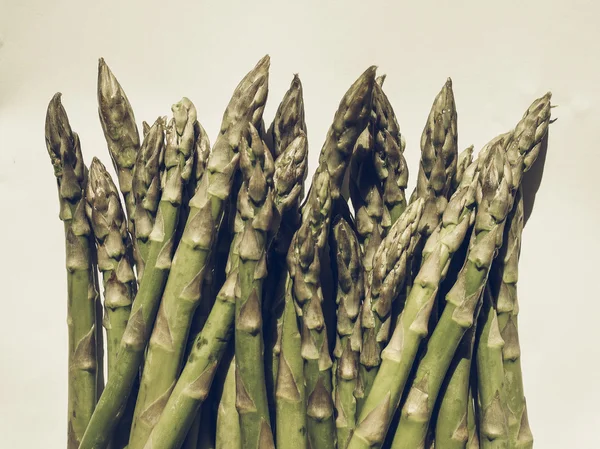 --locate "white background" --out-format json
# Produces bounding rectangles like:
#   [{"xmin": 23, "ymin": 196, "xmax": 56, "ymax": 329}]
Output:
[{"xmin": 1, "ymin": 1, "xmax": 598, "ymax": 448}]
